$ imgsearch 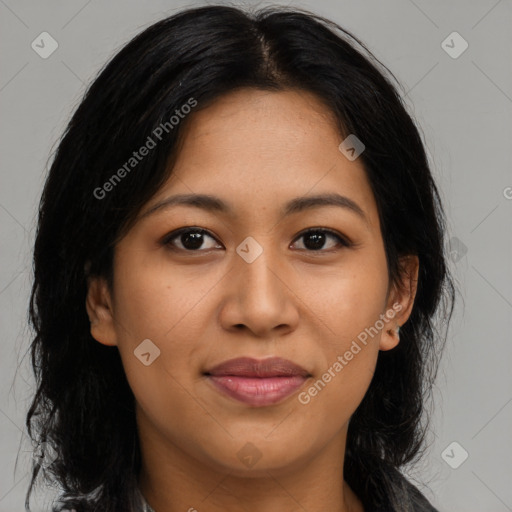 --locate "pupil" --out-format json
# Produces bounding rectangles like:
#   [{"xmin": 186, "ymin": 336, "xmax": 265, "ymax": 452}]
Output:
[
  {"xmin": 305, "ymin": 232, "xmax": 325, "ymax": 250},
  {"xmin": 182, "ymin": 232, "xmax": 203, "ymax": 250}
]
